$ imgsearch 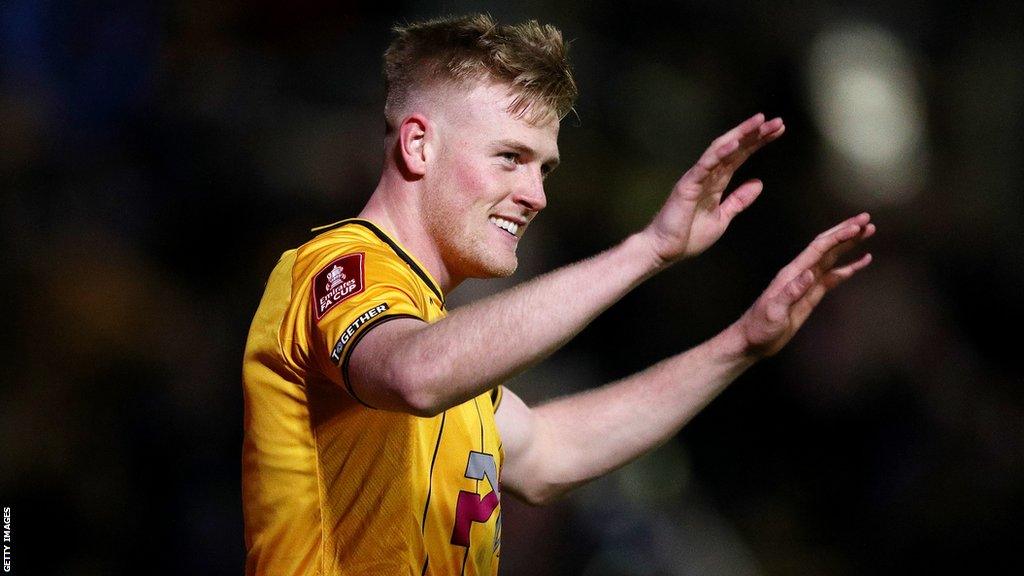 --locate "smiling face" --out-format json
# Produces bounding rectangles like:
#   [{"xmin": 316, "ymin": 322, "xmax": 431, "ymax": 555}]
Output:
[{"xmin": 420, "ymin": 81, "xmax": 561, "ymax": 280}]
